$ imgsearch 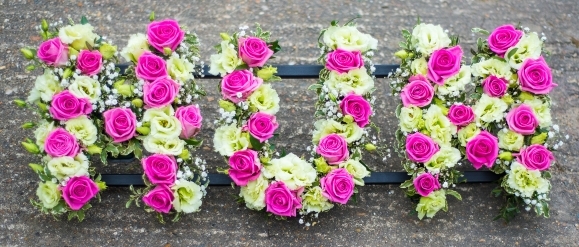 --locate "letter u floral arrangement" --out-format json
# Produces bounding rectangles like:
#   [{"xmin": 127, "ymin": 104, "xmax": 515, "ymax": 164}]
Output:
[{"xmin": 17, "ymin": 16, "xmax": 566, "ymax": 224}]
